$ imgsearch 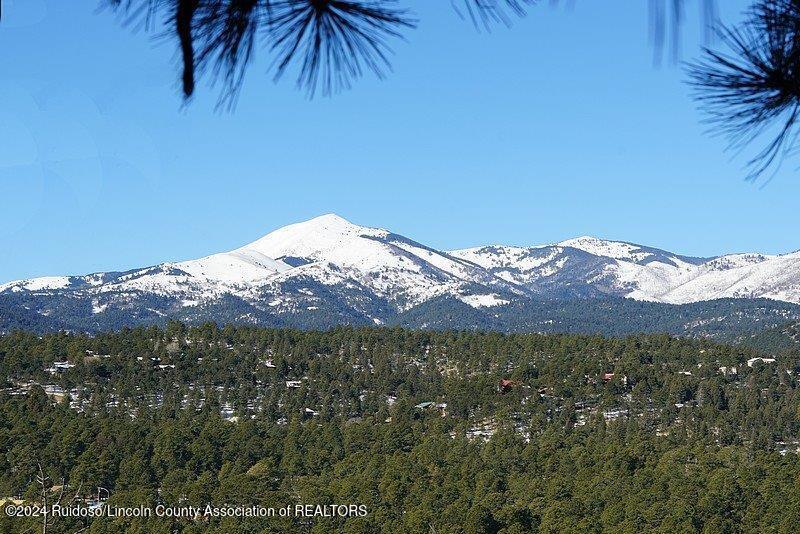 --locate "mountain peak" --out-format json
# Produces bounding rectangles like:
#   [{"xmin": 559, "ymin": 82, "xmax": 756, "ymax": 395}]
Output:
[
  {"xmin": 305, "ymin": 213, "xmax": 353, "ymax": 226},
  {"xmin": 239, "ymin": 213, "xmax": 385, "ymax": 264},
  {"xmin": 556, "ymin": 236, "xmax": 640, "ymax": 257},
  {"xmin": 557, "ymin": 236, "xmax": 612, "ymax": 247}
]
